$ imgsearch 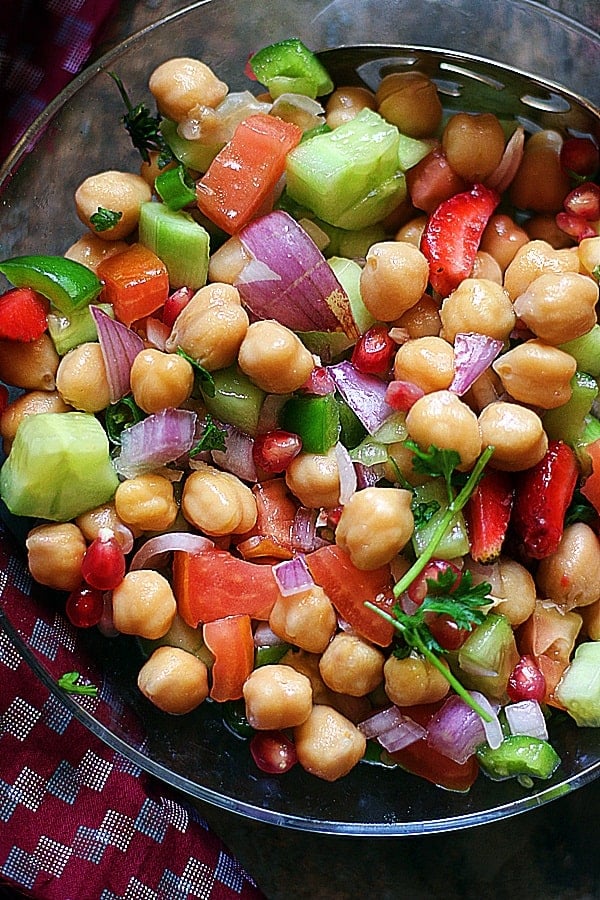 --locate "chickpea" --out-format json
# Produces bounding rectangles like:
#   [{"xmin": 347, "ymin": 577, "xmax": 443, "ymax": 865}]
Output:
[
  {"xmin": 243, "ymin": 664, "xmax": 313, "ymax": 730},
  {"xmin": 75, "ymin": 171, "xmax": 152, "ymax": 240},
  {"xmin": 470, "ymin": 251, "xmax": 503, "ymax": 285},
  {"xmin": 293, "ymin": 705, "xmax": 366, "ymax": 781},
  {"xmin": 130, "ymin": 348, "xmax": 194, "ymax": 413},
  {"xmin": 384, "ymin": 653, "xmax": 450, "ymax": 706},
  {"xmin": 76, "ymin": 501, "xmax": 134, "ymax": 550},
  {"xmin": 64, "ymin": 232, "xmax": 129, "ymax": 271},
  {"xmin": 1, "ymin": 390, "xmax": 72, "ymax": 454},
  {"xmin": 393, "ymin": 336, "xmax": 455, "ymax": 393},
  {"xmin": 492, "ymin": 339, "xmax": 576, "ymax": 409},
  {"xmin": 480, "ymin": 214, "xmax": 529, "ymax": 273},
  {"xmin": 326, "ymin": 85, "xmax": 376, "ymax": 128},
  {"xmin": 181, "ymin": 462, "xmax": 257, "ymax": 535},
  {"xmin": 383, "ymin": 441, "xmax": 432, "ymax": 486},
  {"xmin": 464, "ymin": 368, "xmax": 503, "ymax": 414},
  {"xmin": 509, "ymin": 130, "xmax": 571, "ymax": 212},
  {"xmin": 469, "ymin": 557, "xmax": 536, "ymax": 627},
  {"xmin": 405, "ymin": 391, "xmax": 482, "ymax": 471},
  {"xmin": 280, "ymin": 648, "xmax": 371, "ymax": 723},
  {"xmin": 581, "ymin": 599, "xmax": 600, "ymax": 641},
  {"xmin": 360, "ymin": 241, "xmax": 430, "ymax": 321},
  {"xmin": 478, "ymin": 401, "xmax": 548, "ymax": 471},
  {"xmin": 525, "ymin": 213, "xmax": 575, "ymax": 249},
  {"xmin": 25, "ymin": 523, "xmax": 86, "ymax": 591},
  {"xmin": 112, "ymin": 569, "xmax": 176, "ymax": 639},
  {"xmin": 394, "ymin": 293, "xmax": 441, "ymax": 339},
  {"xmin": 139, "ymin": 151, "xmax": 177, "ymax": 189},
  {"xmin": 149, "ymin": 58, "xmax": 228, "ymax": 122},
  {"xmin": 237, "ymin": 320, "xmax": 314, "ymax": 393},
  {"xmin": 137, "ymin": 646, "xmax": 209, "ymax": 715},
  {"xmin": 513, "ymin": 272, "xmax": 598, "ymax": 345},
  {"xmin": 335, "ymin": 486, "xmax": 414, "ymax": 570},
  {"xmin": 442, "ymin": 112, "xmax": 506, "ymax": 182},
  {"xmin": 56, "ymin": 342, "xmax": 111, "ymax": 412},
  {"xmin": 579, "ymin": 236, "xmax": 600, "ymax": 278},
  {"xmin": 319, "ymin": 634, "xmax": 385, "ymax": 697},
  {"xmin": 115, "ymin": 473, "xmax": 178, "ymax": 532},
  {"xmin": 207, "ymin": 235, "xmax": 250, "ymax": 284},
  {"xmin": 536, "ymin": 523, "xmax": 600, "ymax": 611},
  {"xmin": 269, "ymin": 586, "xmax": 337, "ymax": 653},
  {"xmin": 0, "ymin": 334, "xmax": 59, "ymax": 391},
  {"xmin": 440, "ymin": 278, "xmax": 515, "ymax": 343},
  {"xmin": 165, "ymin": 282, "xmax": 249, "ymax": 371},
  {"xmin": 503, "ymin": 239, "xmax": 580, "ymax": 301},
  {"xmin": 375, "ymin": 72, "xmax": 443, "ymax": 139},
  {"xmin": 285, "ymin": 447, "xmax": 340, "ymax": 509},
  {"xmin": 395, "ymin": 215, "xmax": 428, "ymax": 248}
]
